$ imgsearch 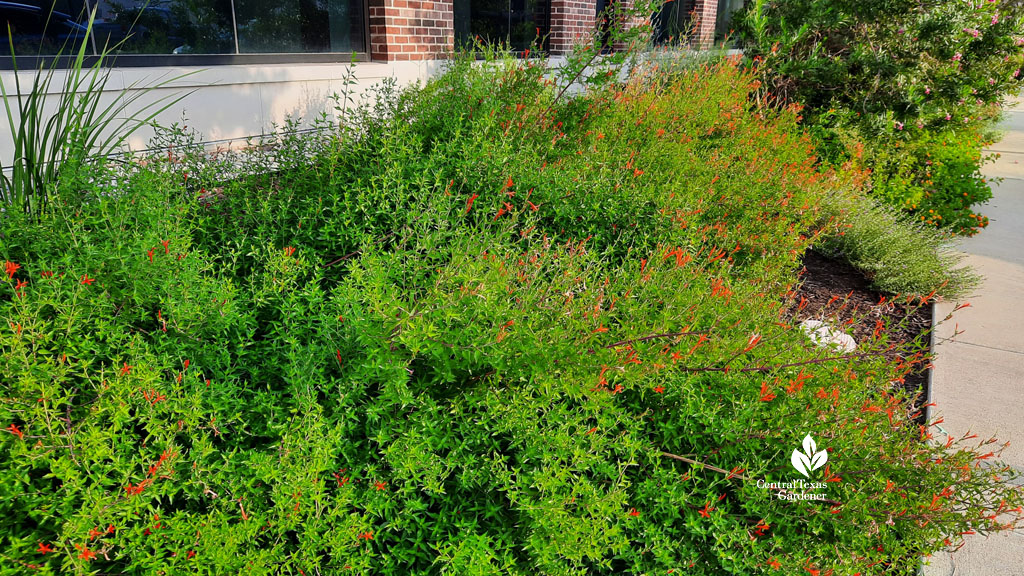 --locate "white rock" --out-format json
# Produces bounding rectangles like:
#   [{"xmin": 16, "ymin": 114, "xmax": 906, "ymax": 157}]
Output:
[{"xmin": 799, "ymin": 320, "xmax": 857, "ymax": 353}]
